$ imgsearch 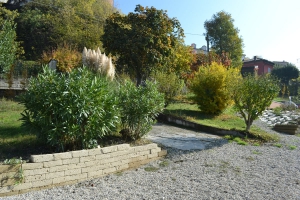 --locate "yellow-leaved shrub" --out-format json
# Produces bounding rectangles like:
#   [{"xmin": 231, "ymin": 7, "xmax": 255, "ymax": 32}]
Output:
[
  {"xmin": 41, "ymin": 43, "xmax": 82, "ymax": 72},
  {"xmin": 189, "ymin": 62, "xmax": 241, "ymax": 114}
]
